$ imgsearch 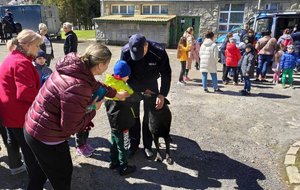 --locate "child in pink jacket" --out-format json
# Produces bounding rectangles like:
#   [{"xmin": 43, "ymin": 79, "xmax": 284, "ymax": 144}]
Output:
[{"xmin": 224, "ymin": 38, "xmax": 241, "ymax": 85}]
